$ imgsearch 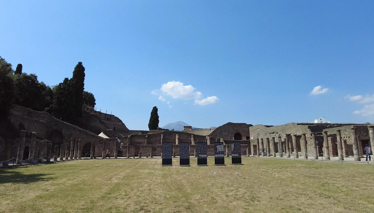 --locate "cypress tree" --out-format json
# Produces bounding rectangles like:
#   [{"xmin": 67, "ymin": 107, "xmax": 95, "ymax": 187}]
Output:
[
  {"xmin": 15, "ymin": 64, "xmax": 22, "ymax": 75},
  {"xmin": 70, "ymin": 62, "xmax": 85, "ymax": 118},
  {"xmin": 148, "ymin": 106, "xmax": 159, "ymax": 130}
]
